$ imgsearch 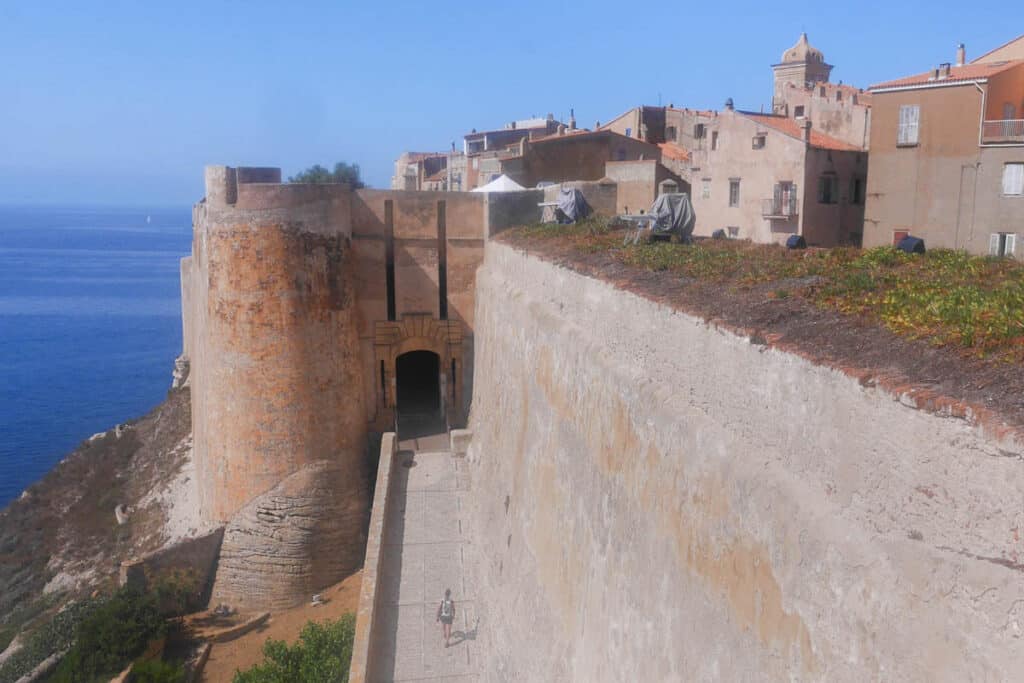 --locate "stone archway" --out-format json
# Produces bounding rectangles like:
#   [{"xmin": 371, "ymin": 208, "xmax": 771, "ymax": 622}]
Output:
[{"xmin": 373, "ymin": 313, "xmax": 463, "ymax": 431}]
